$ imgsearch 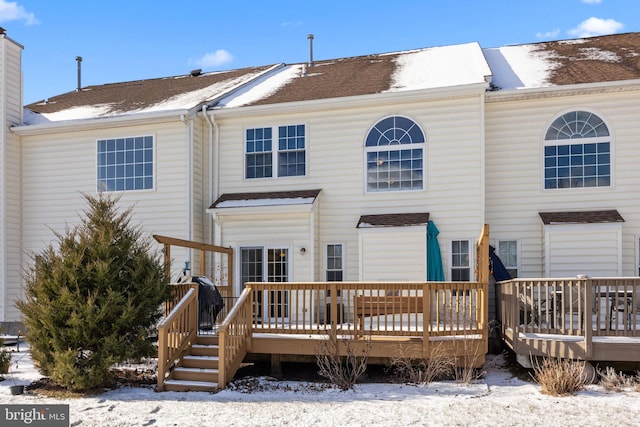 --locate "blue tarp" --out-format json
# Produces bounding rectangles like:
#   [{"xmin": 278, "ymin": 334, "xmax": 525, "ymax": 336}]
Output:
[{"xmin": 427, "ymin": 220, "xmax": 445, "ymax": 281}]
